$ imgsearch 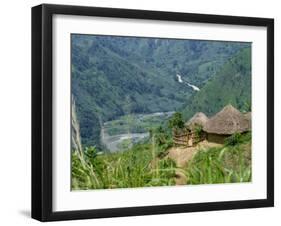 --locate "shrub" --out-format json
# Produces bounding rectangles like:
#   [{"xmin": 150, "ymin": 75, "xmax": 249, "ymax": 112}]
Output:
[
  {"xmin": 149, "ymin": 126, "xmax": 173, "ymax": 157},
  {"xmin": 186, "ymin": 145, "xmax": 251, "ymax": 184},
  {"xmin": 168, "ymin": 112, "xmax": 185, "ymax": 130},
  {"xmin": 194, "ymin": 124, "xmax": 203, "ymax": 142},
  {"xmin": 225, "ymin": 133, "xmax": 242, "ymax": 146}
]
